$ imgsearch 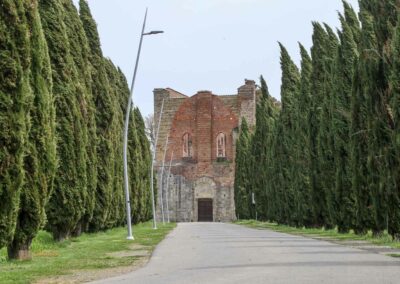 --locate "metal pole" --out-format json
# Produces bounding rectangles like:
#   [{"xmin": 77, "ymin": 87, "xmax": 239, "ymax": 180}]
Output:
[
  {"xmin": 151, "ymin": 98, "xmax": 165, "ymax": 229},
  {"xmin": 159, "ymin": 136, "xmax": 169, "ymax": 225},
  {"xmin": 165, "ymin": 151, "xmax": 174, "ymax": 223},
  {"xmin": 122, "ymin": 8, "xmax": 148, "ymax": 240}
]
